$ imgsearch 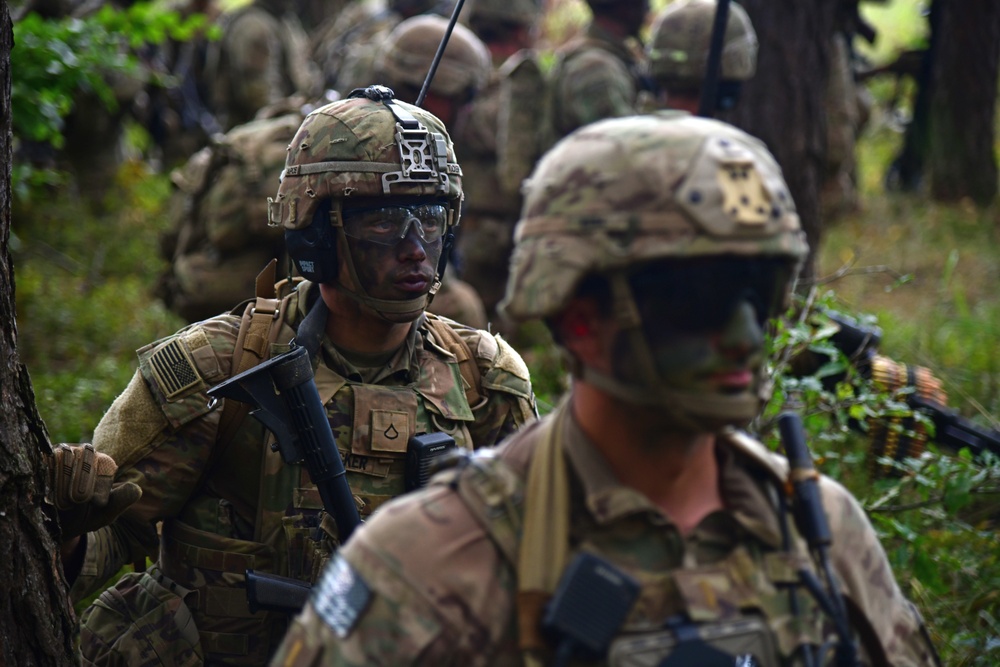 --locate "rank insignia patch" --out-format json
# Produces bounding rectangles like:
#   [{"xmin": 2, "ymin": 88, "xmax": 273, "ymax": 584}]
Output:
[
  {"xmin": 313, "ymin": 555, "xmax": 372, "ymax": 639},
  {"xmin": 149, "ymin": 338, "xmax": 201, "ymax": 400}
]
